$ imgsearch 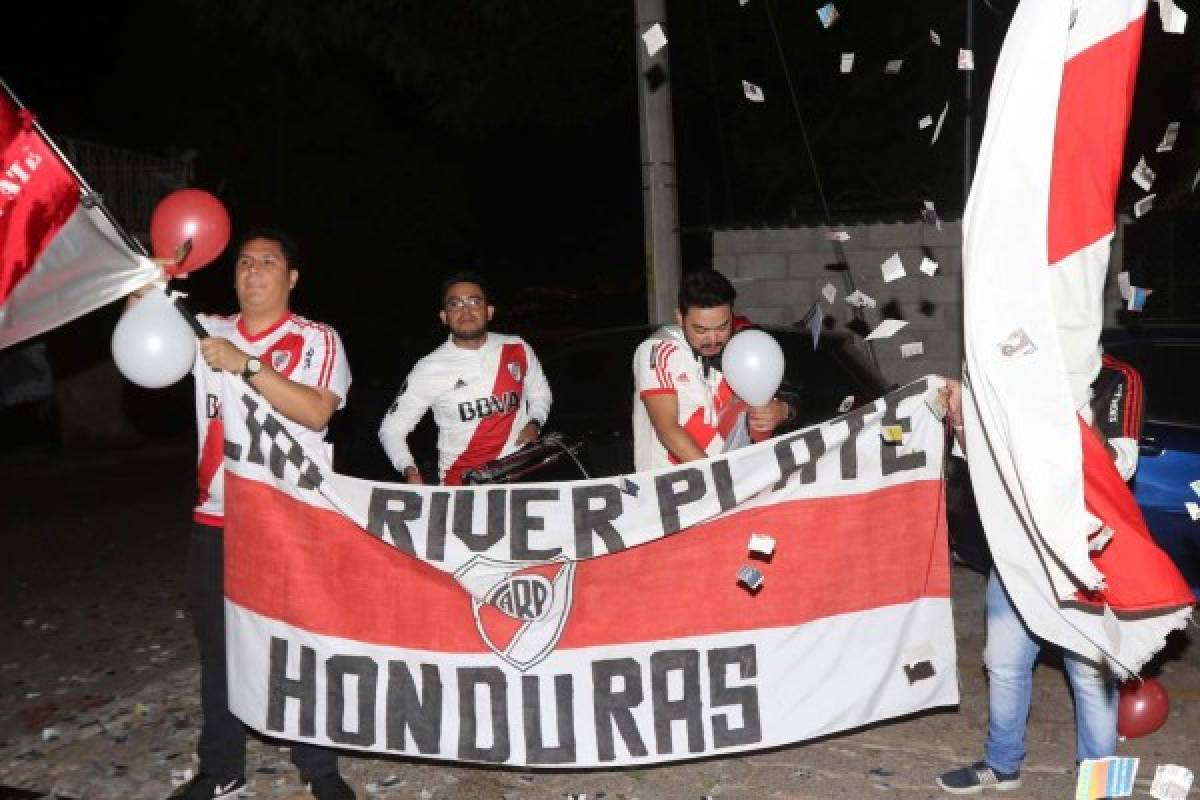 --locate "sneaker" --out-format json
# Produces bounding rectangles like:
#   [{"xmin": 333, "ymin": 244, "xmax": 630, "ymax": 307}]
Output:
[
  {"xmin": 308, "ymin": 772, "xmax": 356, "ymax": 800},
  {"xmin": 165, "ymin": 774, "xmax": 247, "ymax": 799},
  {"xmin": 936, "ymin": 761, "xmax": 1022, "ymax": 794}
]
